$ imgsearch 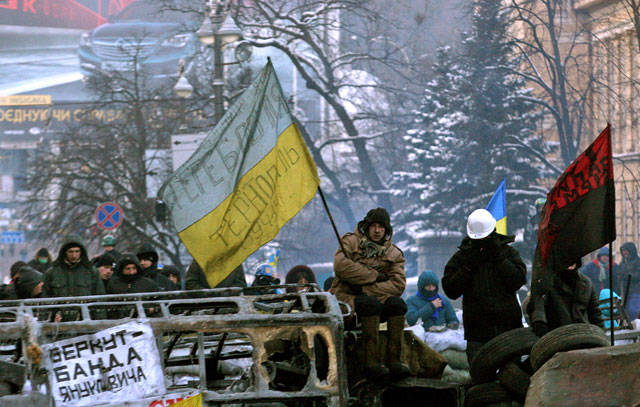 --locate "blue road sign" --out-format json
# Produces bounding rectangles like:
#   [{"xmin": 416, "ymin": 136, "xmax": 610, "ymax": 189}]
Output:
[{"xmin": 95, "ymin": 202, "xmax": 124, "ymax": 230}]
